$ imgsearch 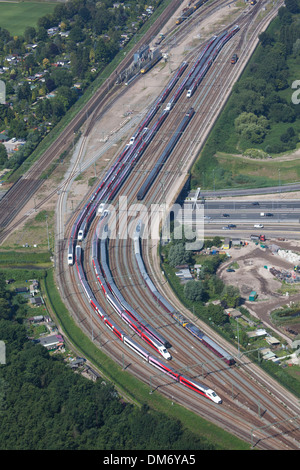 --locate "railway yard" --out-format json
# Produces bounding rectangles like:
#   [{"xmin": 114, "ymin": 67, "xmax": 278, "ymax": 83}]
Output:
[{"xmin": 1, "ymin": 0, "xmax": 300, "ymax": 451}]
